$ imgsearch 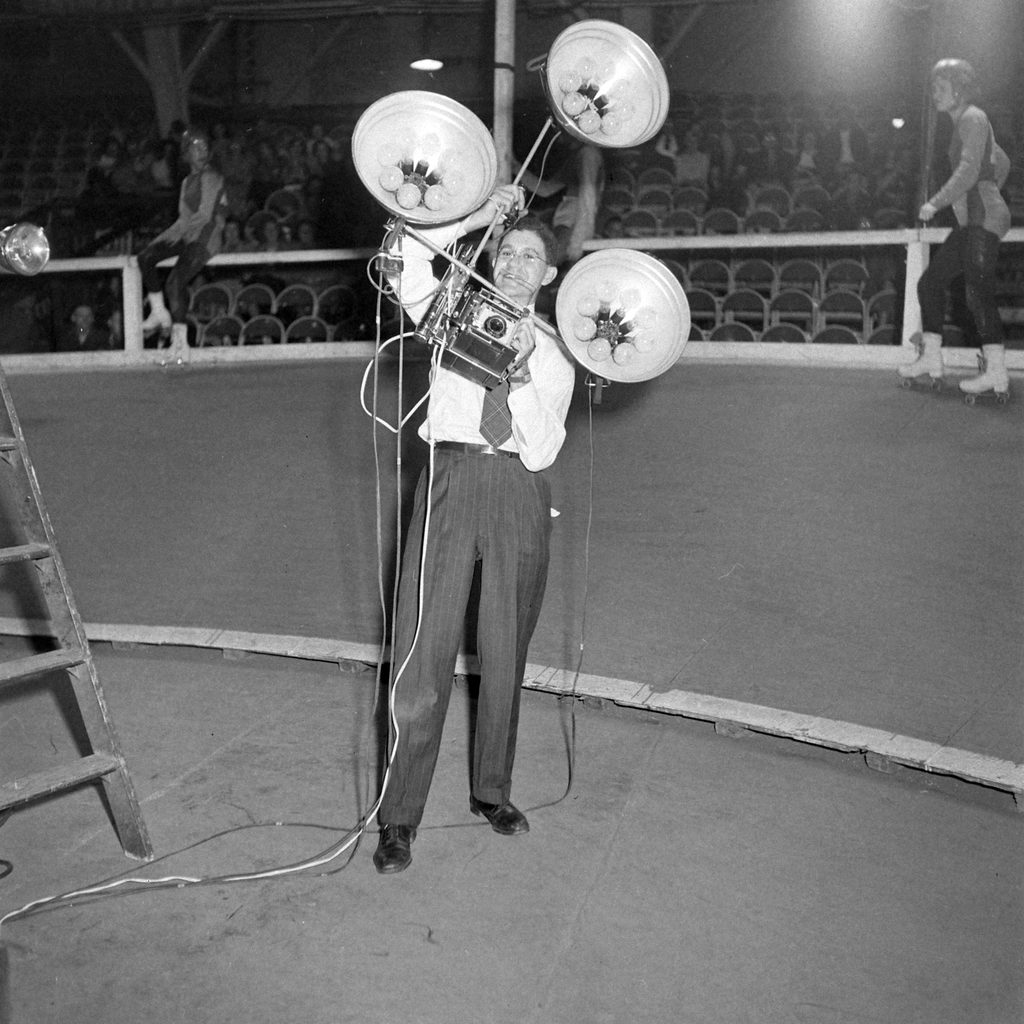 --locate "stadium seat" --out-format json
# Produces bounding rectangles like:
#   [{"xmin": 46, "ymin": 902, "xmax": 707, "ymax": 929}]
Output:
[
  {"xmin": 317, "ymin": 284, "xmax": 359, "ymax": 334},
  {"xmin": 672, "ymin": 185, "xmax": 708, "ymax": 215},
  {"xmin": 708, "ymin": 322, "xmax": 758, "ymax": 342},
  {"xmin": 688, "ymin": 259, "xmax": 732, "ymax": 296},
  {"xmin": 778, "ymin": 258, "xmax": 823, "ymax": 298},
  {"xmin": 761, "ymin": 323, "xmax": 809, "ymax": 344},
  {"xmin": 660, "ymin": 209, "xmax": 700, "ymax": 237},
  {"xmin": 824, "ymin": 258, "xmax": 870, "ymax": 294},
  {"xmin": 866, "ymin": 325, "xmax": 898, "ymax": 345},
  {"xmin": 769, "ymin": 289, "xmax": 816, "ymax": 332},
  {"xmin": 784, "ymin": 208, "xmax": 825, "ymax": 232},
  {"xmin": 621, "ymin": 208, "xmax": 660, "ymax": 238},
  {"xmin": 743, "ymin": 209, "xmax": 783, "ymax": 234},
  {"xmin": 200, "ymin": 314, "xmax": 244, "ymax": 347},
  {"xmin": 721, "ymin": 289, "xmax": 768, "ymax": 332},
  {"xmin": 811, "ymin": 325, "xmax": 861, "ymax": 345},
  {"xmin": 733, "ymin": 258, "xmax": 776, "ymax": 298},
  {"xmin": 239, "ymin": 313, "xmax": 285, "ymax": 345},
  {"xmin": 188, "ymin": 283, "xmax": 234, "ymax": 324},
  {"xmin": 685, "ymin": 288, "xmax": 719, "ymax": 332},
  {"xmin": 285, "ymin": 315, "xmax": 331, "ymax": 343},
  {"xmin": 274, "ymin": 283, "xmax": 318, "ymax": 326},
  {"xmin": 700, "ymin": 208, "xmax": 742, "ymax": 235},
  {"xmin": 817, "ymin": 290, "xmax": 867, "ymax": 335},
  {"xmin": 635, "ymin": 167, "xmax": 675, "ymax": 190},
  {"xmin": 234, "ymin": 283, "xmax": 276, "ymax": 321}
]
